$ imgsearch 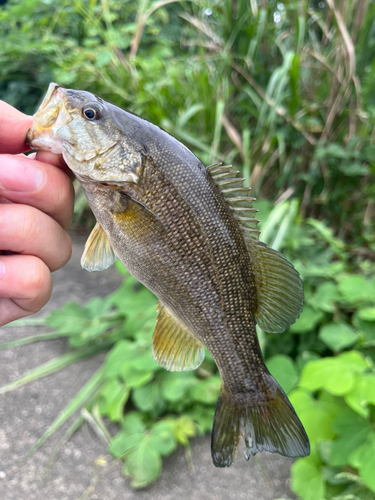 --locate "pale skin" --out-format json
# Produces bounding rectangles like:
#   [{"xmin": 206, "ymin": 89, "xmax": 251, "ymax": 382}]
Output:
[{"xmin": 0, "ymin": 101, "xmax": 74, "ymax": 326}]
